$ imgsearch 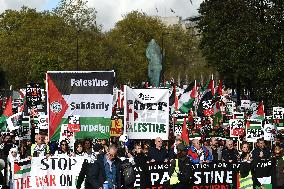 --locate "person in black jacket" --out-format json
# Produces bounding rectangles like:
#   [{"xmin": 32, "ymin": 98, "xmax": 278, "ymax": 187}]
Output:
[
  {"xmin": 148, "ymin": 137, "xmax": 168, "ymax": 163},
  {"xmin": 76, "ymin": 144, "xmax": 122, "ymax": 189},
  {"xmin": 168, "ymin": 143, "xmax": 192, "ymax": 189},
  {"xmin": 251, "ymin": 138, "xmax": 271, "ymax": 161},
  {"xmin": 222, "ymin": 139, "xmax": 239, "ymax": 163},
  {"xmin": 132, "ymin": 143, "xmax": 147, "ymax": 165}
]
